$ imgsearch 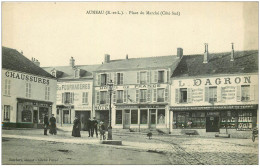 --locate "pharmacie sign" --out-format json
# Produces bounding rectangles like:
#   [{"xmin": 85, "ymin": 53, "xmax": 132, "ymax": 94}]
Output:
[{"xmin": 178, "ymin": 76, "xmax": 252, "ymax": 87}]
